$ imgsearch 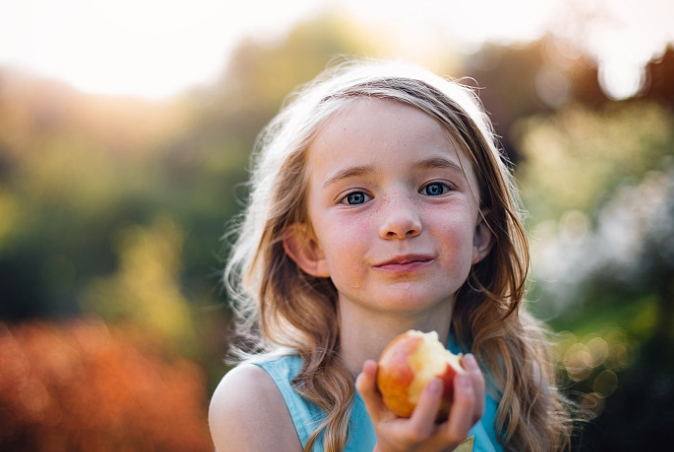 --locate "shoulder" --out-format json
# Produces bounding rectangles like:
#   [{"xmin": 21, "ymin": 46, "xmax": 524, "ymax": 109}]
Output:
[{"xmin": 209, "ymin": 363, "xmax": 302, "ymax": 452}]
